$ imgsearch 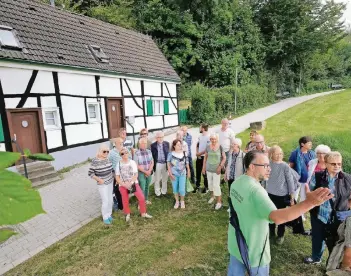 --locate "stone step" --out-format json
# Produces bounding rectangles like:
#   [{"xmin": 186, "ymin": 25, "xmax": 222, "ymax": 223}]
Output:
[
  {"xmin": 17, "ymin": 161, "xmax": 52, "ymax": 173},
  {"xmin": 30, "ymin": 171, "xmax": 60, "ymax": 184},
  {"xmin": 20, "ymin": 166, "xmax": 55, "ymax": 179},
  {"xmin": 31, "ymin": 175, "xmax": 62, "ymax": 188}
]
